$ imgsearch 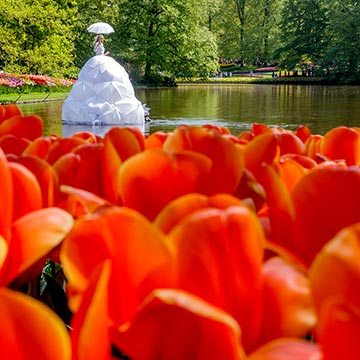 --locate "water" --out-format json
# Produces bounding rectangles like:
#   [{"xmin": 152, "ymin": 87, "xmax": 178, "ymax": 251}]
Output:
[{"xmin": 18, "ymin": 84, "xmax": 360, "ymax": 137}]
